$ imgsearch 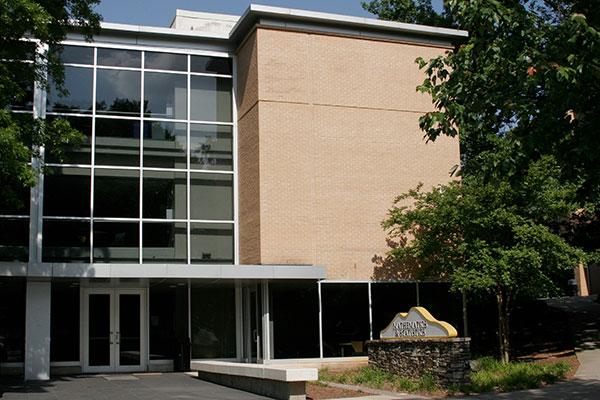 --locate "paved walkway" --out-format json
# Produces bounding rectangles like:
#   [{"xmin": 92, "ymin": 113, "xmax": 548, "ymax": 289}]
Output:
[
  {"xmin": 321, "ymin": 381, "xmax": 428, "ymax": 399},
  {"xmin": 0, "ymin": 373, "xmax": 271, "ymax": 400},
  {"xmin": 575, "ymin": 348, "xmax": 600, "ymax": 380},
  {"xmin": 456, "ymin": 378, "xmax": 600, "ymax": 399},
  {"xmin": 457, "ymin": 295, "xmax": 600, "ymax": 399}
]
